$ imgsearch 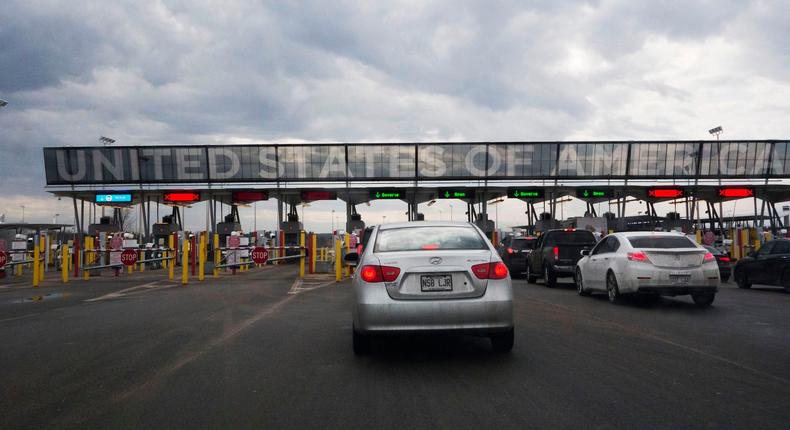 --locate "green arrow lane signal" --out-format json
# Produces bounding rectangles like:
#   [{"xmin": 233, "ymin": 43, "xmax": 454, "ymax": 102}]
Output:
[
  {"xmin": 375, "ymin": 192, "xmax": 381, "ymax": 198},
  {"xmin": 583, "ymin": 190, "xmax": 589, "ymax": 197},
  {"xmin": 444, "ymin": 191, "xmax": 450, "ymax": 198}
]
